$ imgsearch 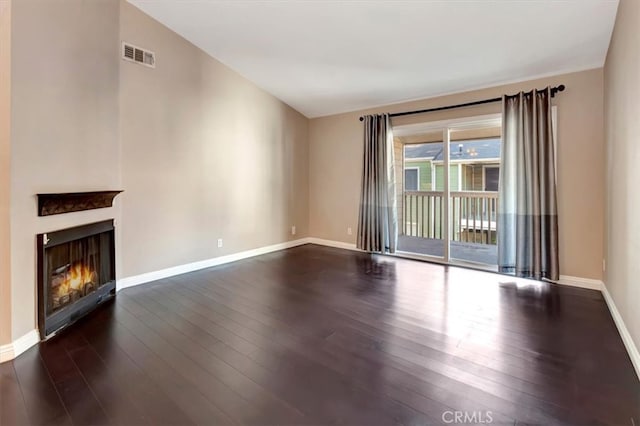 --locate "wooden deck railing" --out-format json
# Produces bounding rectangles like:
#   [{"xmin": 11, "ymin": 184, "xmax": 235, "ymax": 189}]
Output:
[{"xmin": 402, "ymin": 191, "xmax": 498, "ymax": 245}]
